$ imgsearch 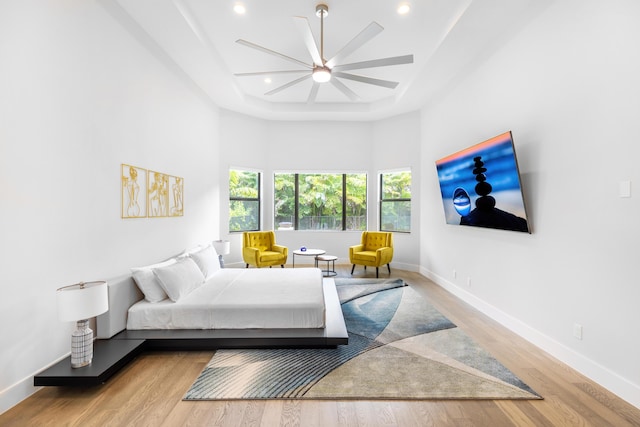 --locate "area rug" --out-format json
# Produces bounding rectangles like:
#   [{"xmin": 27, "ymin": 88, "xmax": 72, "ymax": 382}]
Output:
[{"xmin": 184, "ymin": 278, "xmax": 541, "ymax": 400}]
